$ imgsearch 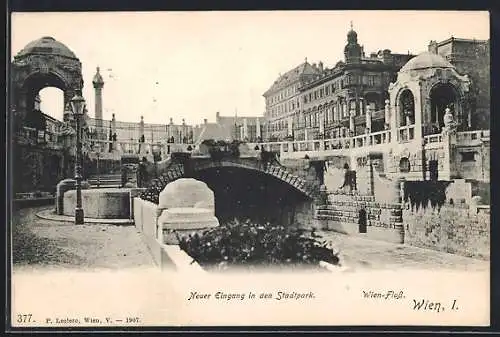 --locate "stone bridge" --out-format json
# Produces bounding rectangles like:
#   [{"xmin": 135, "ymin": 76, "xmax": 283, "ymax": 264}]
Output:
[{"xmin": 144, "ymin": 155, "xmax": 322, "ymax": 203}]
